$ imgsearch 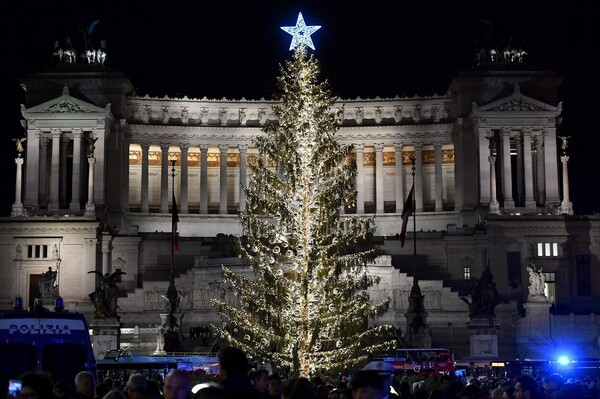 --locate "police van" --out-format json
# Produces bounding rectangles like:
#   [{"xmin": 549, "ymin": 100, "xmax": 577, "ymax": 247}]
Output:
[{"xmin": 0, "ymin": 298, "xmax": 96, "ymax": 396}]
